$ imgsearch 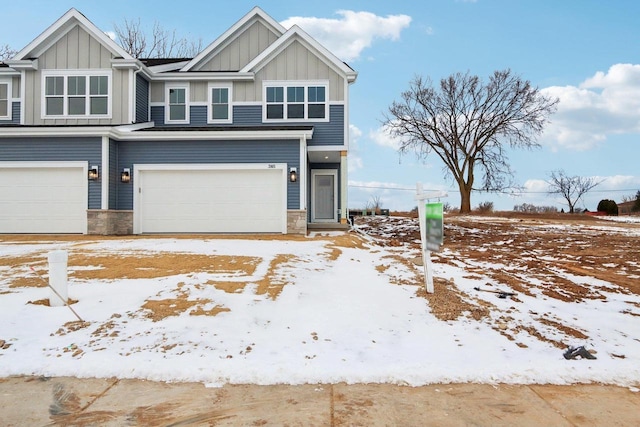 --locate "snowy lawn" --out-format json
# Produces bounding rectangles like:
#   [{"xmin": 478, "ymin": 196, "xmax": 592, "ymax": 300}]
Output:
[{"xmin": 0, "ymin": 216, "xmax": 639, "ymax": 387}]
